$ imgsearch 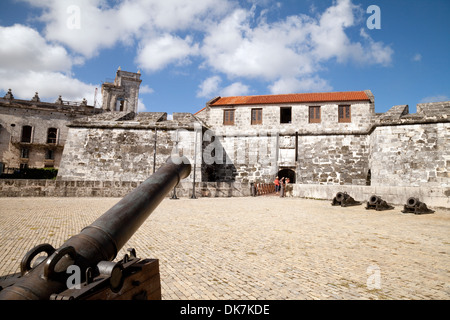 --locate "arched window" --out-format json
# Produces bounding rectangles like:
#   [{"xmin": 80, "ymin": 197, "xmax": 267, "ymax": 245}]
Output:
[{"xmin": 47, "ymin": 128, "xmax": 58, "ymax": 144}]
